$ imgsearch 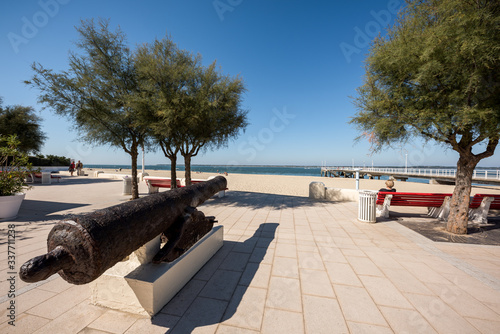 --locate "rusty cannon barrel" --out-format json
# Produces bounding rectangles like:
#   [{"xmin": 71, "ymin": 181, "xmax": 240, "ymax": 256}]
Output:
[{"xmin": 19, "ymin": 176, "xmax": 227, "ymax": 285}]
